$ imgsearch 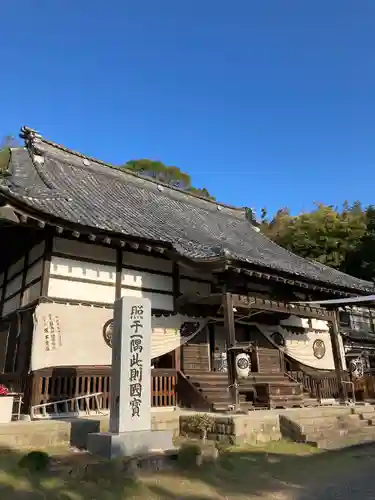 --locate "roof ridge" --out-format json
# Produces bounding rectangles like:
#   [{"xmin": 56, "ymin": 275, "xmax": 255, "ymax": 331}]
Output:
[{"xmin": 19, "ymin": 125, "xmax": 248, "ymax": 215}]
